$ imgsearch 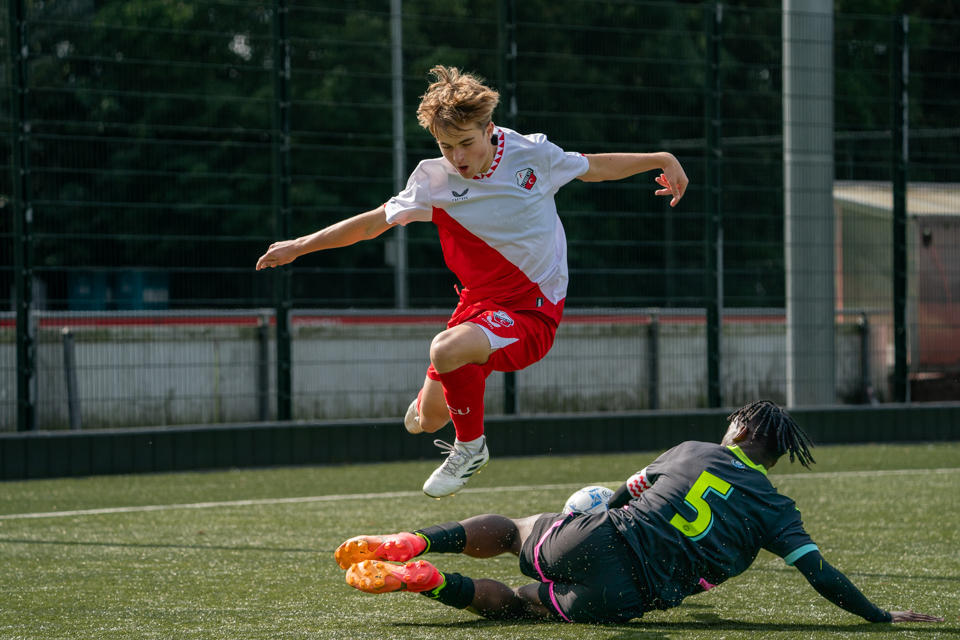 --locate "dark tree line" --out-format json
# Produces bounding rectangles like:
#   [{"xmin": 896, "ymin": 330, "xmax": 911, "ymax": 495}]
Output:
[{"xmin": 2, "ymin": 0, "xmax": 957, "ymax": 309}]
